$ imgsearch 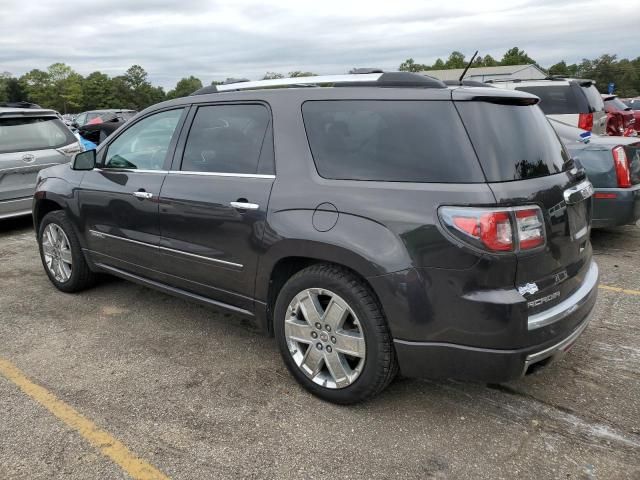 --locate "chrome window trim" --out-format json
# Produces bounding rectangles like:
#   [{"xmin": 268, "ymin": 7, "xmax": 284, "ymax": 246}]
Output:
[
  {"xmin": 93, "ymin": 168, "xmax": 169, "ymax": 174},
  {"xmin": 527, "ymin": 261, "xmax": 598, "ymax": 330},
  {"xmin": 88, "ymin": 229, "xmax": 243, "ymax": 269},
  {"xmin": 215, "ymin": 74, "xmax": 382, "ymax": 92},
  {"xmin": 169, "ymin": 171, "xmax": 275, "ymax": 179}
]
